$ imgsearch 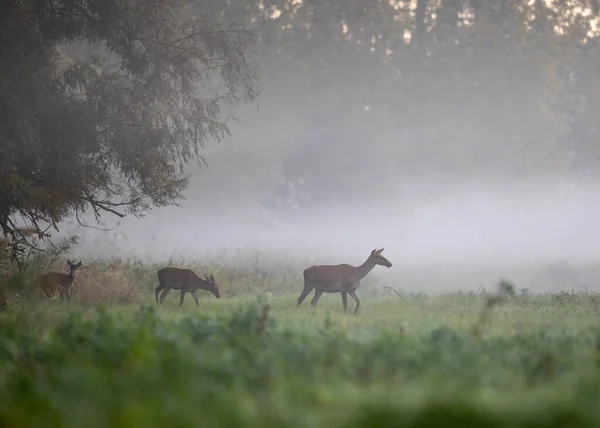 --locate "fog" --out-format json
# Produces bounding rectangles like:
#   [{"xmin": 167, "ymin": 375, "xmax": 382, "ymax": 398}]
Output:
[
  {"xmin": 53, "ymin": 101, "xmax": 600, "ymax": 294},
  {"xmin": 65, "ymin": 172, "xmax": 600, "ymax": 267},
  {"xmin": 59, "ymin": 107, "xmax": 600, "ymax": 274},
  {"xmin": 40, "ymin": 1, "xmax": 600, "ymax": 292},
  {"xmin": 45, "ymin": 106, "xmax": 600, "ymax": 292}
]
